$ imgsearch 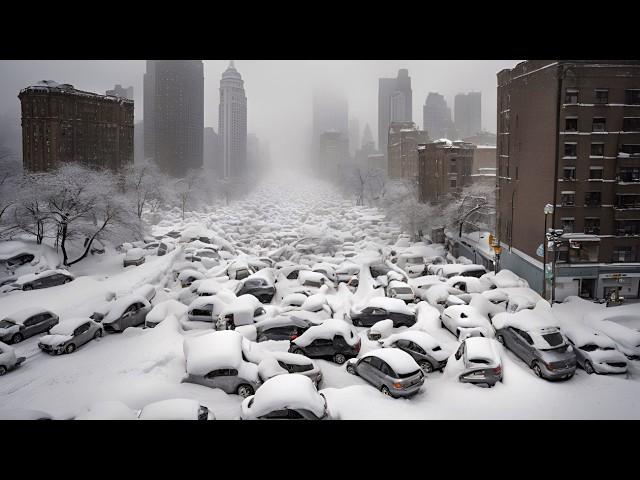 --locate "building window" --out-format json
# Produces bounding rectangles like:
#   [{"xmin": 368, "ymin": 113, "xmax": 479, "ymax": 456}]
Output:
[
  {"xmin": 585, "ymin": 191, "xmax": 602, "ymax": 207},
  {"xmin": 563, "ymin": 166, "xmax": 576, "ymax": 180},
  {"xmin": 590, "ymin": 143, "xmax": 604, "ymax": 157},
  {"xmin": 622, "ymin": 117, "xmax": 640, "ymax": 132},
  {"xmin": 594, "ymin": 89, "xmax": 609, "ymax": 104},
  {"xmin": 589, "ymin": 167, "xmax": 604, "ymax": 180},
  {"xmin": 613, "ymin": 246, "xmax": 634, "ymax": 262},
  {"xmin": 561, "ymin": 218, "xmax": 575, "ymax": 233},
  {"xmin": 564, "ymin": 143, "xmax": 577, "ymax": 157},
  {"xmin": 565, "ymin": 118, "xmax": 578, "ymax": 131},
  {"xmin": 450, "ymin": 179, "xmax": 457, "ymax": 188},
  {"xmin": 620, "ymin": 144, "xmax": 640, "ymax": 156},
  {"xmin": 618, "ymin": 167, "xmax": 640, "ymax": 182},
  {"xmin": 565, "ymin": 88, "xmax": 579, "ymax": 104},
  {"xmin": 449, "ymin": 159, "xmax": 457, "ymax": 173},
  {"xmin": 561, "ymin": 192, "xmax": 576, "ymax": 206},
  {"xmin": 592, "ymin": 118, "xmax": 606, "ymax": 132},
  {"xmin": 625, "ymin": 89, "xmax": 640, "ymax": 105},
  {"xmin": 616, "ymin": 220, "xmax": 640, "ymax": 236},
  {"xmin": 584, "ymin": 218, "xmax": 600, "ymax": 235},
  {"xmin": 617, "ymin": 194, "xmax": 640, "ymax": 209}
]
